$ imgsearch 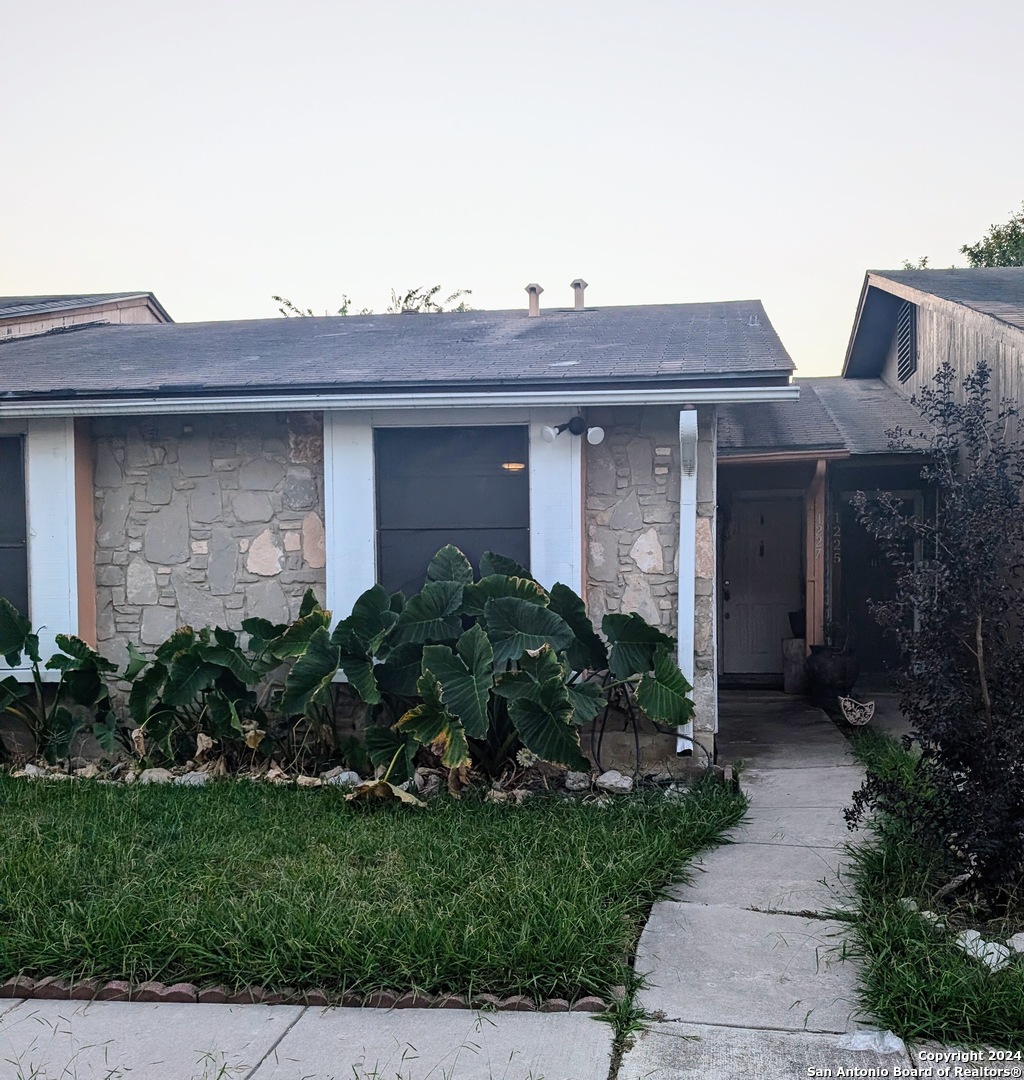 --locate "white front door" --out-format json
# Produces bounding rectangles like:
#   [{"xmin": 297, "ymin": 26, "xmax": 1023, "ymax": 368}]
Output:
[{"xmin": 722, "ymin": 498, "xmax": 803, "ymax": 674}]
